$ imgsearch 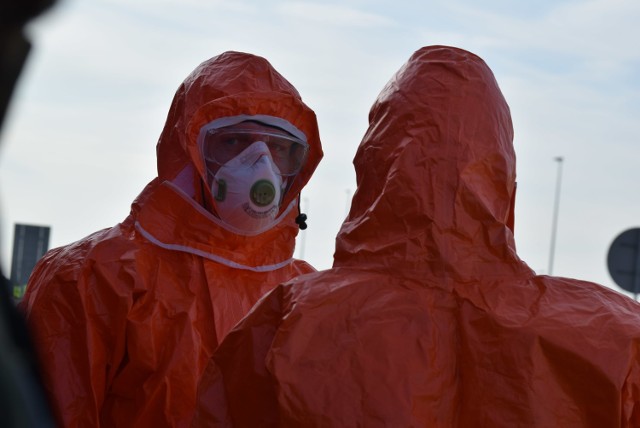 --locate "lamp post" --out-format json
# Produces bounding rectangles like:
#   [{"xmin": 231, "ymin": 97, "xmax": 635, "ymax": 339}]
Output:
[
  {"xmin": 345, "ymin": 189, "xmax": 351, "ymax": 218},
  {"xmin": 548, "ymin": 156, "xmax": 564, "ymax": 275}
]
